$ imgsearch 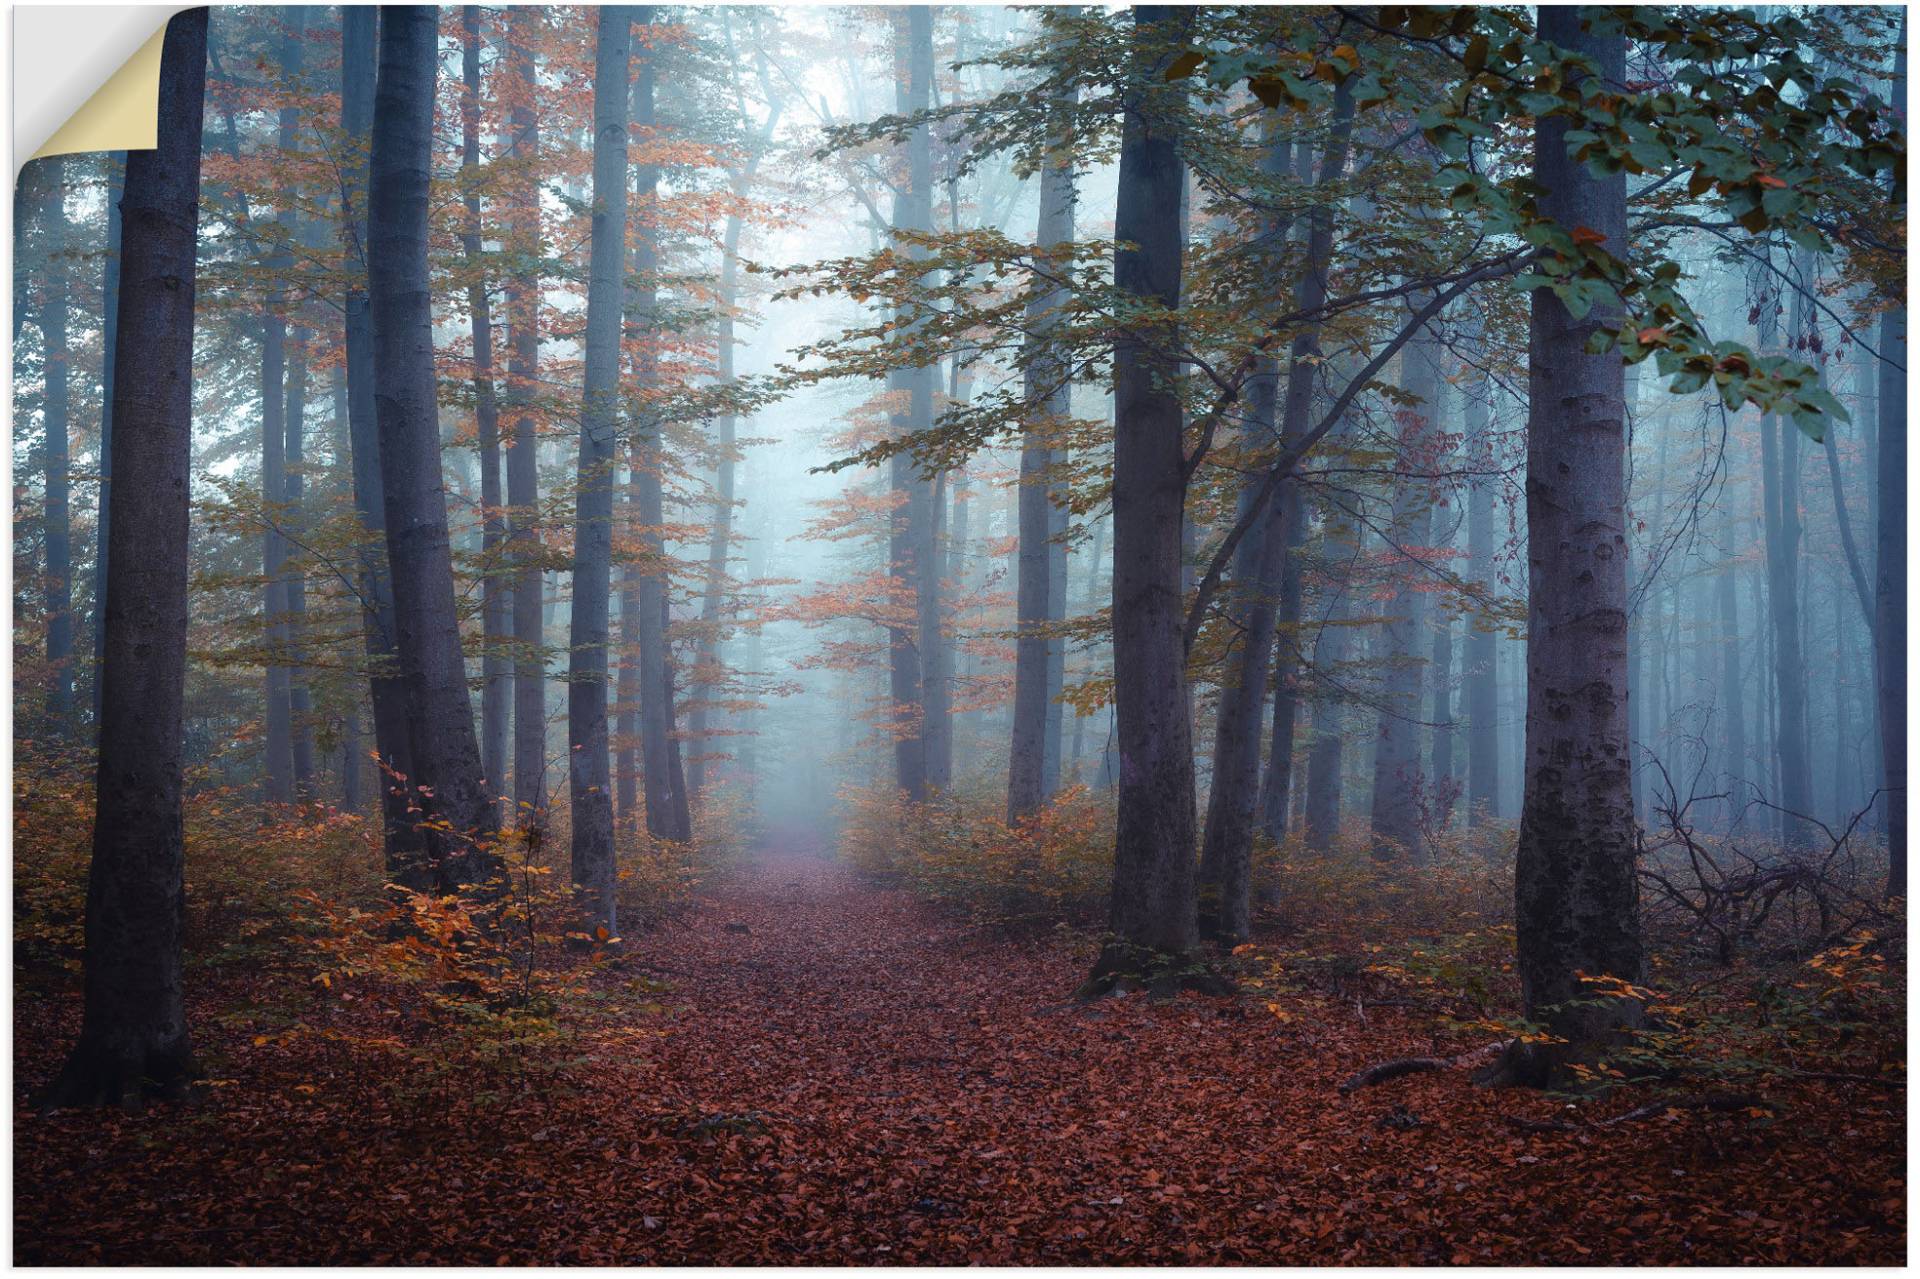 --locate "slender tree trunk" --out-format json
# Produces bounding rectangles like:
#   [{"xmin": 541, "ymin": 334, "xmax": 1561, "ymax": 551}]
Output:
[
  {"xmin": 1464, "ymin": 367, "xmax": 1500, "ymax": 825},
  {"xmin": 1085, "ymin": 6, "xmax": 1203, "ymax": 991},
  {"xmin": 1716, "ymin": 495, "xmax": 1748, "ymax": 828},
  {"xmin": 628, "ymin": 8, "xmax": 692, "ymax": 844},
  {"xmin": 1303, "ymin": 484, "xmax": 1358, "ymax": 850},
  {"xmin": 1495, "ymin": 7, "xmax": 1644, "ymax": 1088},
  {"xmin": 568, "ymin": 6, "xmax": 632, "ymax": 929},
  {"xmin": 462, "ymin": 6, "xmax": 511, "ymax": 801},
  {"xmin": 1008, "ymin": 87, "xmax": 1076, "ymax": 823},
  {"xmin": 370, "ymin": 3, "xmax": 500, "ymax": 893},
  {"xmin": 284, "ymin": 316, "xmax": 316, "ymax": 799},
  {"xmin": 506, "ymin": 7, "xmax": 547, "ymax": 822},
  {"xmin": 1368, "ymin": 329, "xmax": 1443, "ymax": 862},
  {"xmin": 92, "ymin": 152, "xmax": 125, "ymax": 725},
  {"xmin": 41, "ymin": 8, "xmax": 206, "ymax": 1109},
  {"xmin": 1430, "ymin": 607, "xmax": 1455, "ymax": 830},
  {"xmin": 36, "ymin": 156, "xmax": 75, "ymax": 727},
  {"xmin": 339, "ymin": 5, "xmax": 420, "ymax": 874}
]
